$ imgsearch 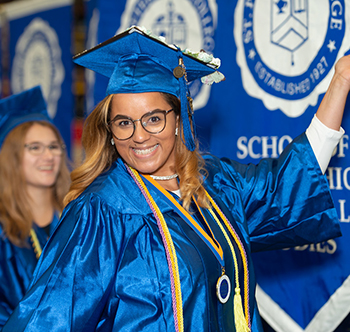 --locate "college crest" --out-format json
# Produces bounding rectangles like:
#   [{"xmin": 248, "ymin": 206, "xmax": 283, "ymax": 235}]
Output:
[{"xmin": 234, "ymin": 0, "xmax": 350, "ymax": 117}]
